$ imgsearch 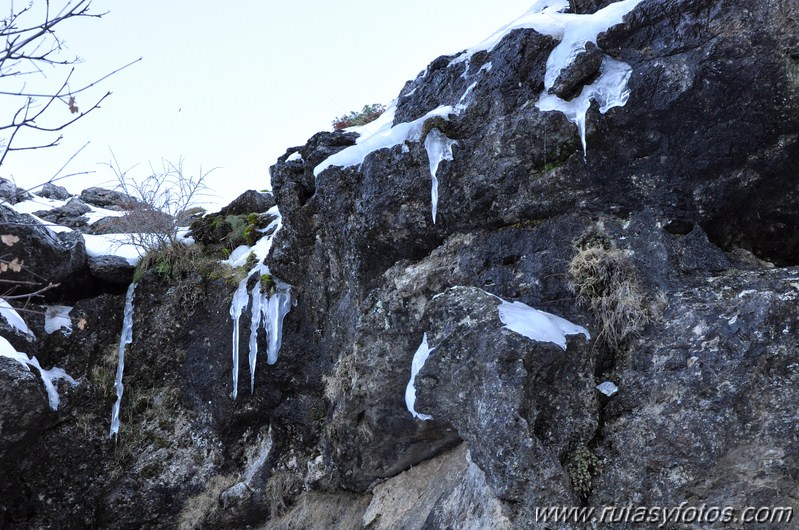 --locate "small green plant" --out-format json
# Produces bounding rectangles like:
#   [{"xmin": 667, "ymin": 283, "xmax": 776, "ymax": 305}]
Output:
[
  {"xmin": 244, "ymin": 251, "xmax": 258, "ymax": 270},
  {"xmin": 260, "ymin": 273, "xmax": 276, "ymax": 295},
  {"xmin": 567, "ymin": 445, "xmax": 601, "ymax": 500},
  {"xmin": 332, "ymin": 103, "xmax": 386, "ymax": 130}
]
